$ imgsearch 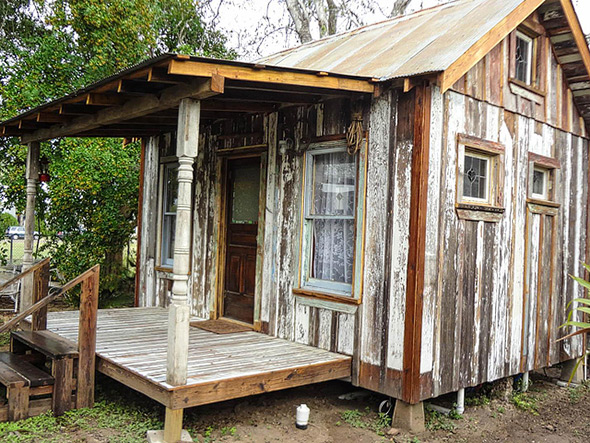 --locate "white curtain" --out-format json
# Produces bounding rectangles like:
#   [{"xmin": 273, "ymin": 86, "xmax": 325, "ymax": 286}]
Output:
[{"xmin": 310, "ymin": 151, "xmax": 355, "ymax": 284}]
